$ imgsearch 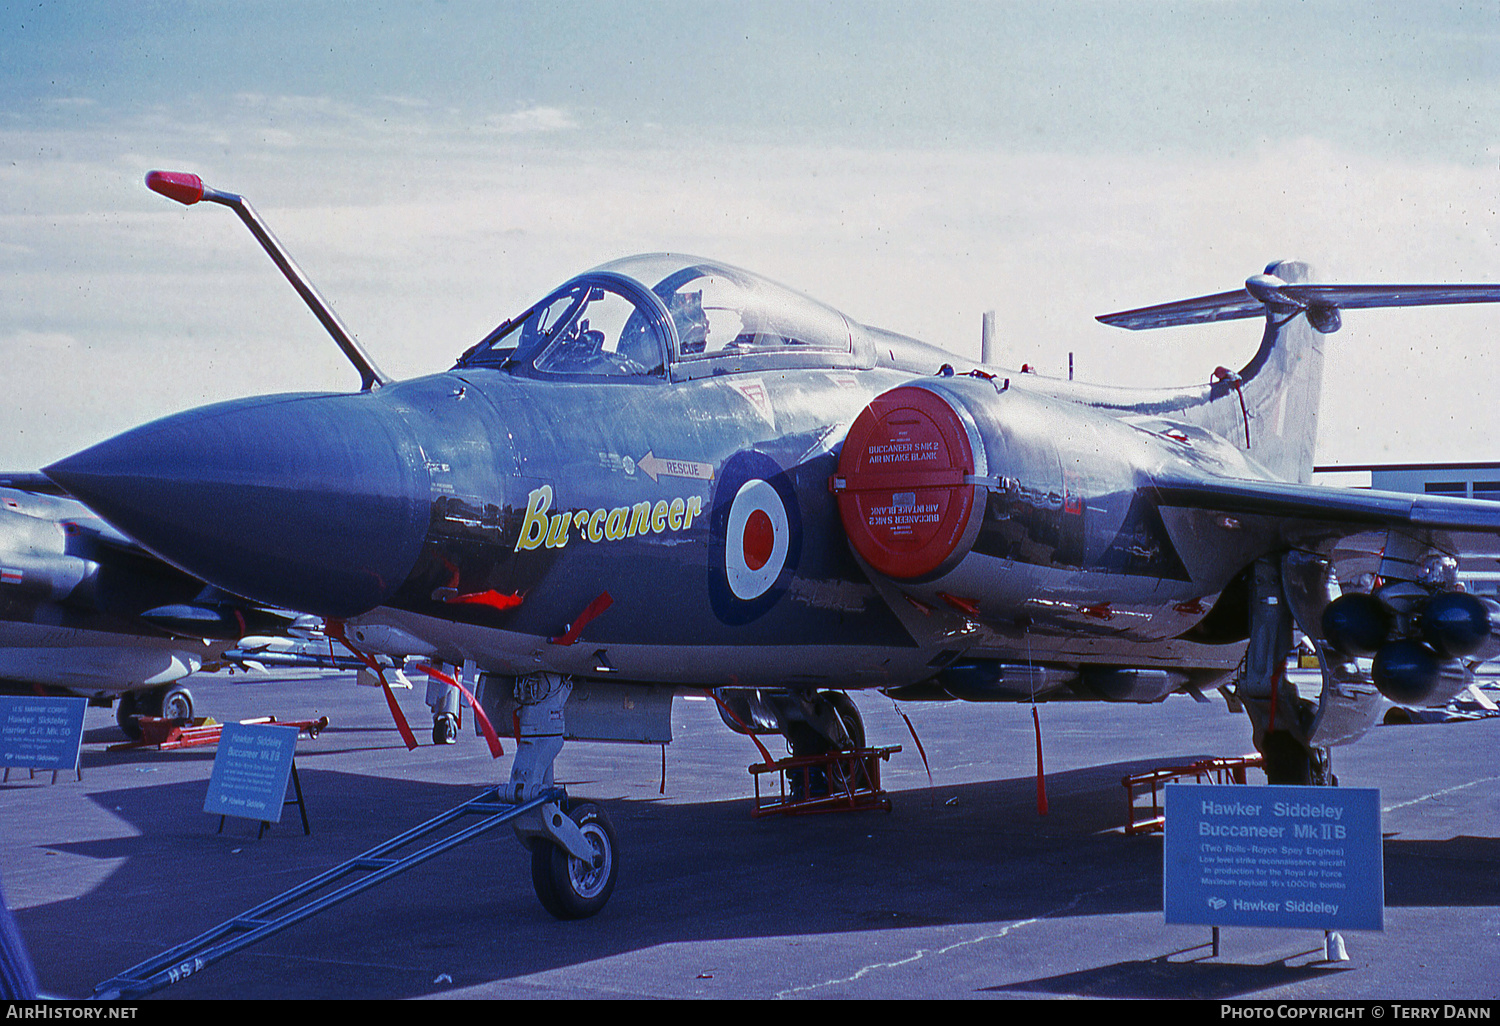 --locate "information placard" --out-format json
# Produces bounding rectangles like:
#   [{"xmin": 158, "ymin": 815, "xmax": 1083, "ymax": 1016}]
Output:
[
  {"xmin": 1163, "ymin": 783, "xmax": 1383, "ymax": 931},
  {"xmin": 0, "ymin": 695, "xmax": 86, "ymax": 771},
  {"xmin": 203, "ymin": 722, "xmax": 300, "ymax": 823}
]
